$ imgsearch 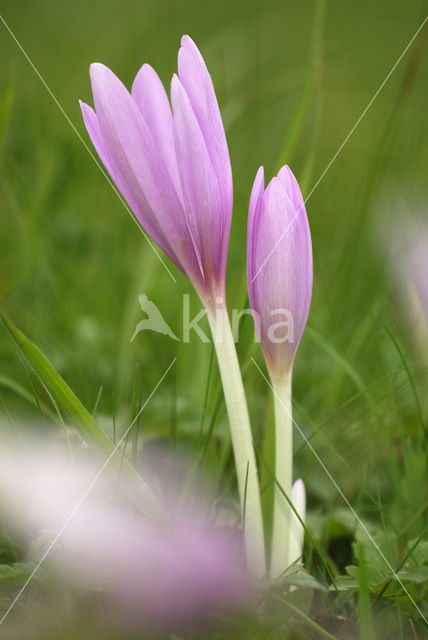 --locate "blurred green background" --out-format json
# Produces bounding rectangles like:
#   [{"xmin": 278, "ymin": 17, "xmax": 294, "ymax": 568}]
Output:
[{"xmin": 0, "ymin": 0, "xmax": 427, "ymax": 577}]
